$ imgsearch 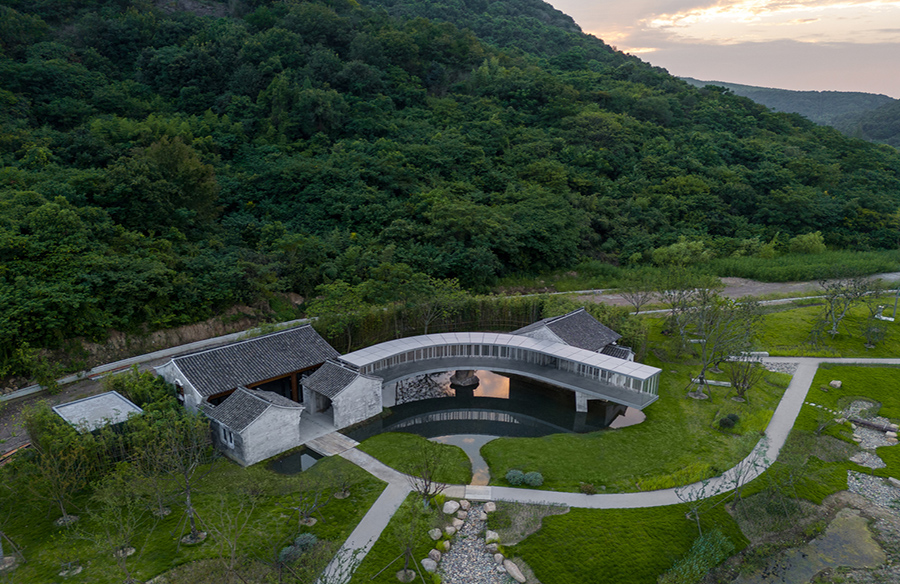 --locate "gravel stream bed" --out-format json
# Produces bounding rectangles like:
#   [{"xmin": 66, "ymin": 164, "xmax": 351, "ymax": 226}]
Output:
[
  {"xmin": 847, "ymin": 471, "xmax": 900, "ymax": 509},
  {"xmin": 440, "ymin": 503, "xmax": 515, "ymax": 584}
]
